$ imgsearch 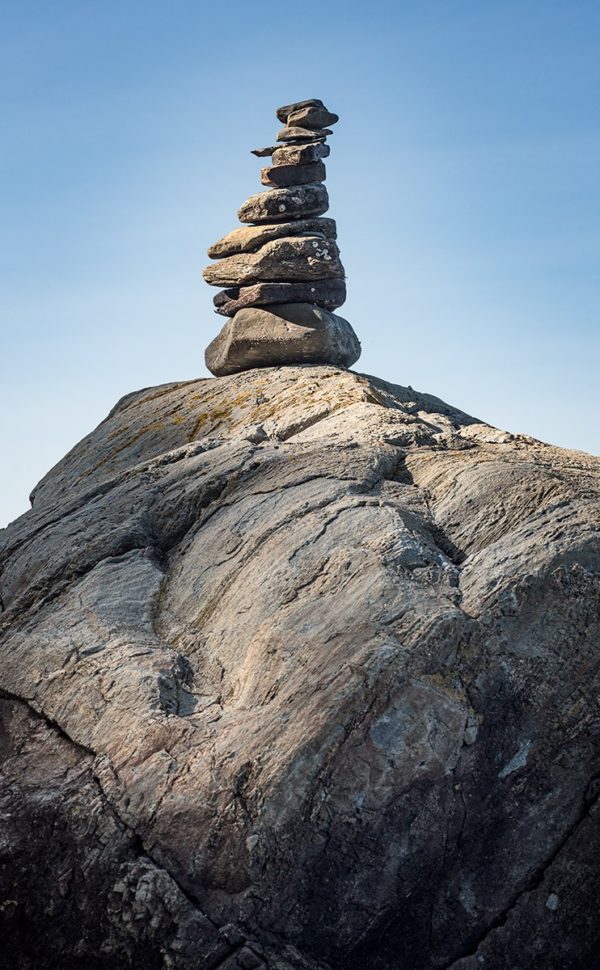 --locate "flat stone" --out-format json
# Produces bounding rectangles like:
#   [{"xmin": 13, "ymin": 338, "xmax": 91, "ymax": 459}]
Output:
[
  {"xmin": 251, "ymin": 146, "xmax": 278, "ymax": 157},
  {"xmin": 275, "ymin": 98, "xmax": 326, "ymax": 123},
  {"xmin": 271, "ymin": 143, "xmax": 330, "ymax": 166},
  {"xmin": 260, "ymin": 161, "xmax": 326, "ymax": 188},
  {"xmin": 203, "ymin": 236, "xmax": 344, "ymax": 287},
  {"xmin": 207, "ymin": 218, "xmax": 337, "ymax": 259},
  {"xmin": 277, "ymin": 126, "xmax": 332, "ymax": 143},
  {"xmin": 238, "ymin": 184, "xmax": 328, "ymax": 224},
  {"xmin": 287, "ymin": 105, "xmax": 339, "ymax": 129},
  {"xmin": 205, "ymin": 304, "xmax": 360, "ymax": 376},
  {"xmin": 213, "ymin": 279, "xmax": 347, "ymax": 316}
]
